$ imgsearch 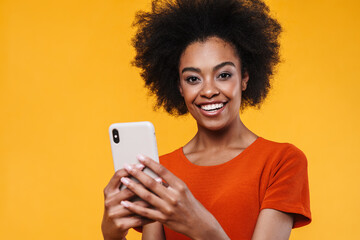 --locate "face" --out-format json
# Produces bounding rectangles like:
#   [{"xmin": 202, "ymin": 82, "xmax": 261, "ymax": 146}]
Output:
[{"xmin": 178, "ymin": 37, "xmax": 249, "ymax": 131}]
